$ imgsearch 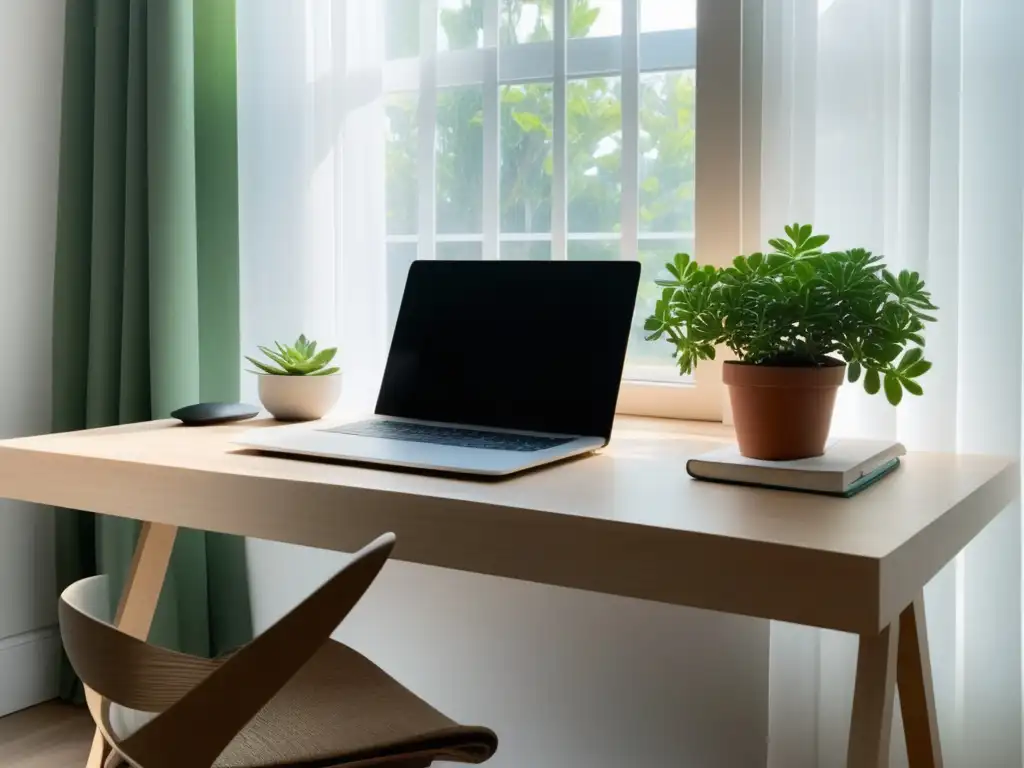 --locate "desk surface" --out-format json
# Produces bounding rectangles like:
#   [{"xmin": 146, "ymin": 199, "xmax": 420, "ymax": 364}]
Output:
[{"xmin": 0, "ymin": 417, "xmax": 1015, "ymax": 634}]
